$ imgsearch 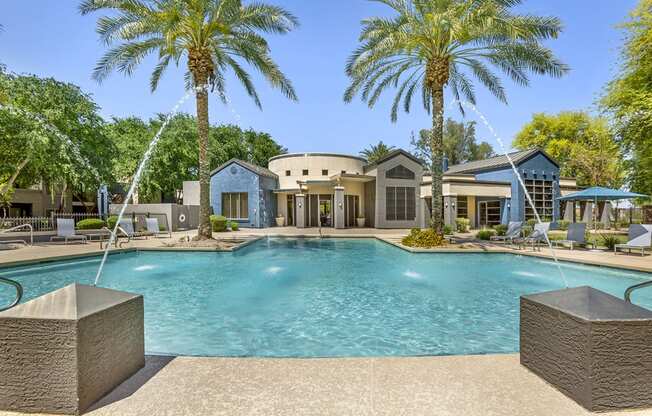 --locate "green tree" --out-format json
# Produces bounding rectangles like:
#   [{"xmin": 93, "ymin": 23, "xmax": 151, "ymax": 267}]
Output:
[
  {"xmin": 81, "ymin": 0, "xmax": 299, "ymax": 239},
  {"xmin": 513, "ymin": 112, "xmax": 624, "ymax": 187},
  {"xmin": 0, "ymin": 70, "xmax": 113, "ymax": 207},
  {"xmin": 360, "ymin": 140, "xmax": 396, "ymax": 163},
  {"xmin": 411, "ymin": 119, "xmax": 493, "ymax": 166},
  {"xmin": 602, "ymin": 0, "xmax": 652, "ymax": 196},
  {"xmin": 344, "ymin": 0, "xmax": 567, "ymax": 233}
]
